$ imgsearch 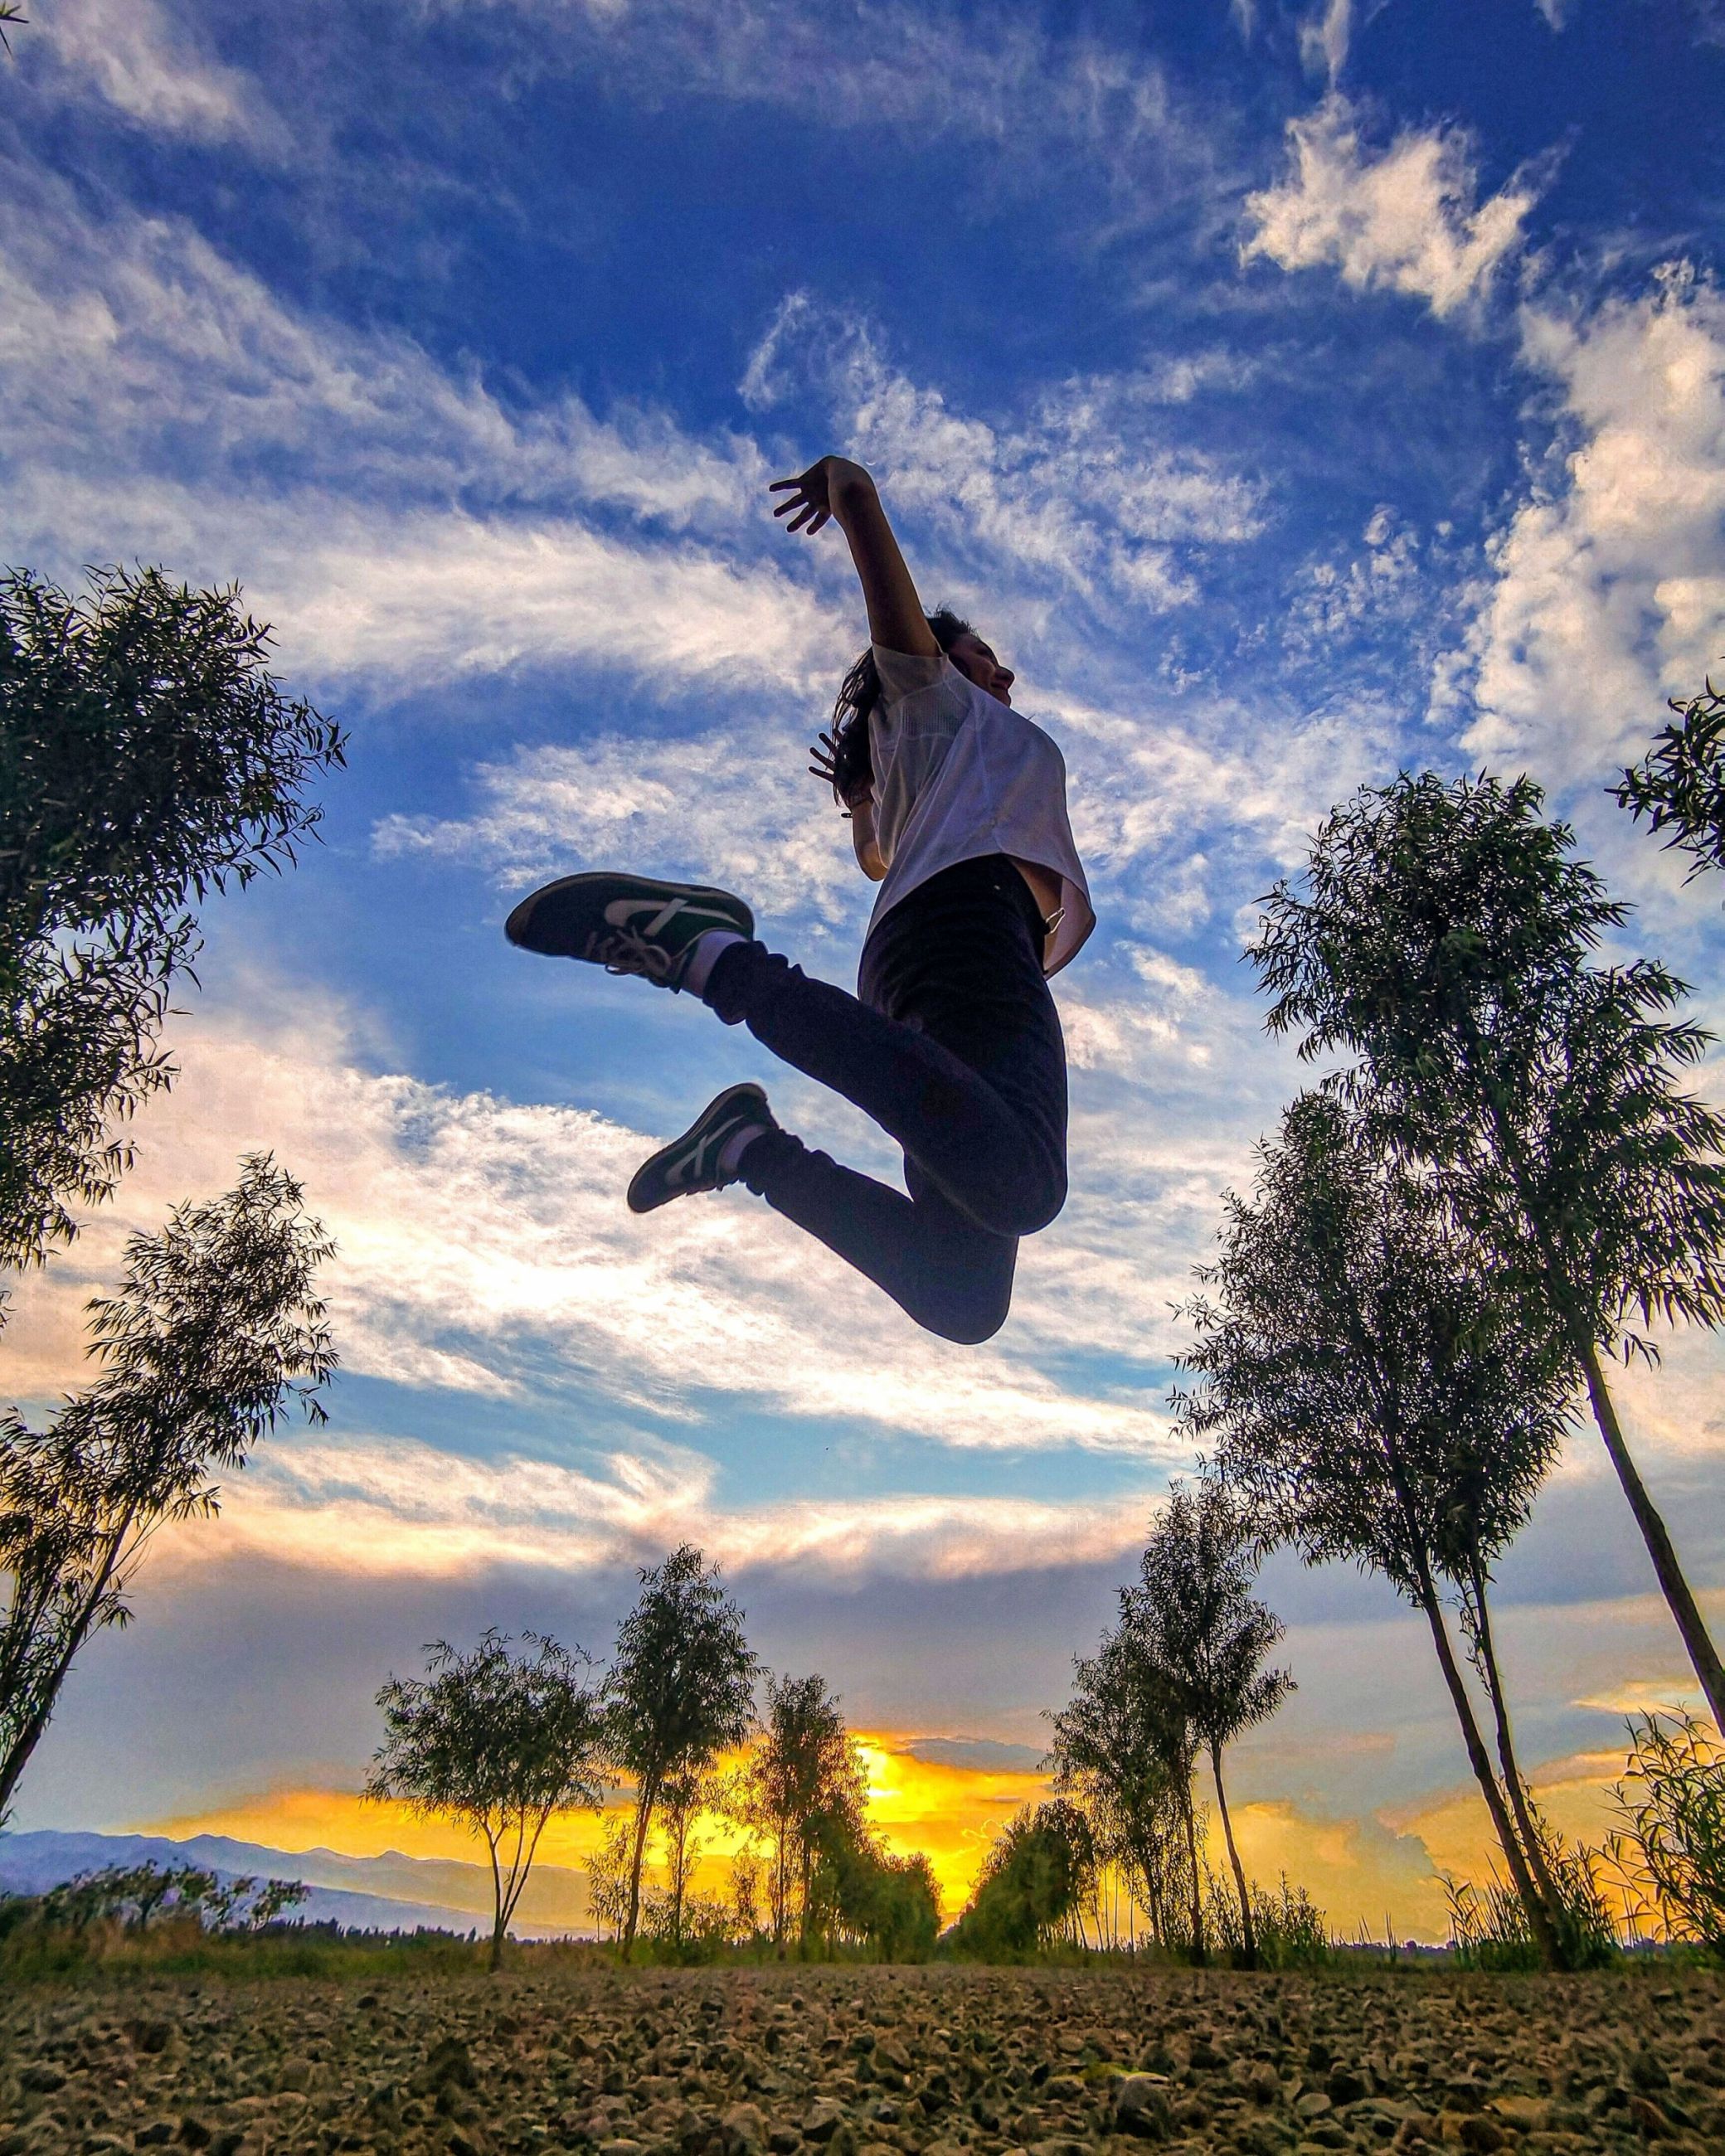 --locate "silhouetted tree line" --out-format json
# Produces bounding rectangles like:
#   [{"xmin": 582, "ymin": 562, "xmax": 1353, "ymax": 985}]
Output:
[
  {"xmin": 4, "ymin": 556, "xmax": 1723, "ymax": 1973},
  {"xmin": 368, "ymin": 1547, "xmax": 940, "ymax": 1969}
]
